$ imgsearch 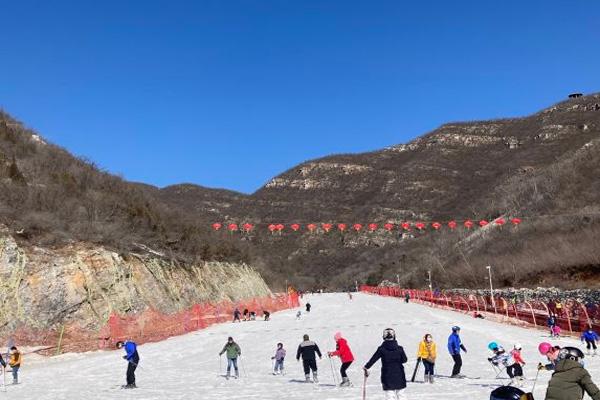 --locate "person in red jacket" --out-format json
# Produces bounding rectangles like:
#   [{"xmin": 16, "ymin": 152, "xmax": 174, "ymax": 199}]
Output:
[{"xmin": 328, "ymin": 331, "xmax": 355, "ymax": 387}]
